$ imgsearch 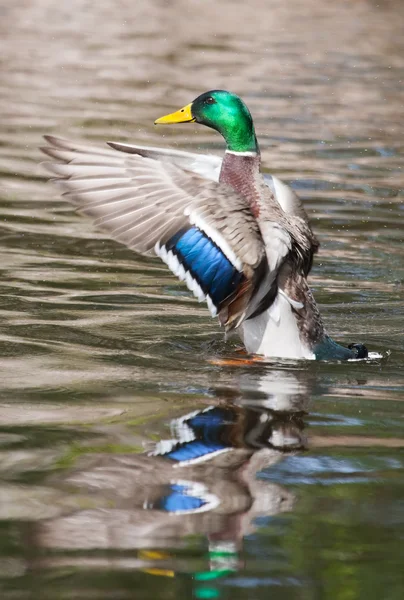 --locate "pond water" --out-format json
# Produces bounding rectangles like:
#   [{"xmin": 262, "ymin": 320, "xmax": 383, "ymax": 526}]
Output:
[{"xmin": 0, "ymin": 0, "xmax": 404, "ymax": 598}]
